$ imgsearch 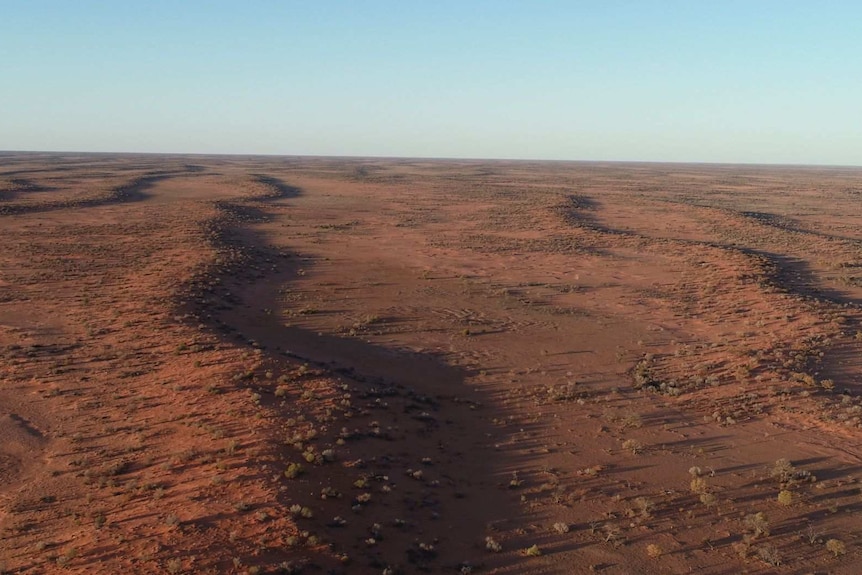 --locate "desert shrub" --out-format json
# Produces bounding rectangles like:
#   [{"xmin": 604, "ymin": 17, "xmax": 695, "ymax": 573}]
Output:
[
  {"xmin": 622, "ymin": 439, "xmax": 643, "ymax": 454},
  {"xmin": 700, "ymin": 493, "xmax": 717, "ymax": 507},
  {"xmin": 646, "ymin": 543, "xmax": 662, "ymax": 558},
  {"xmin": 690, "ymin": 477, "xmax": 709, "ymax": 494},
  {"xmin": 353, "ymin": 477, "xmax": 369, "ymax": 489},
  {"xmin": 744, "ymin": 512, "xmax": 770, "ymax": 538},
  {"xmin": 583, "ymin": 465, "xmax": 603, "ymax": 476},
  {"xmin": 770, "ymin": 459, "xmax": 795, "ymax": 482},
  {"xmin": 485, "ymin": 536, "xmax": 502, "ymax": 552},
  {"xmin": 522, "ymin": 544, "xmax": 541, "ymax": 557},
  {"xmin": 284, "ymin": 463, "xmax": 304, "ymax": 479},
  {"xmin": 777, "ymin": 490, "xmax": 793, "ymax": 506},
  {"xmin": 55, "ymin": 547, "xmax": 78, "ymax": 566},
  {"xmin": 804, "ymin": 524, "xmax": 824, "ymax": 544},
  {"xmin": 632, "ymin": 359, "xmax": 657, "ymax": 389},
  {"xmin": 635, "ymin": 496, "xmax": 653, "ymax": 517},
  {"xmin": 826, "ymin": 538, "xmax": 846, "ymax": 557},
  {"xmin": 547, "ymin": 382, "xmax": 579, "ymax": 401},
  {"xmin": 621, "ymin": 411, "xmax": 643, "ymax": 429},
  {"xmin": 757, "ymin": 544, "xmax": 781, "ymax": 566},
  {"xmin": 603, "ymin": 524, "xmax": 623, "ymax": 546},
  {"xmin": 553, "ymin": 522, "xmax": 570, "ymax": 534},
  {"xmin": 320, "ymin": 486, "xmax": 341, "ymax": 500},
  {"xmin": 770, "ymin": 458, "xmax": 814, "ymax": 485}
]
